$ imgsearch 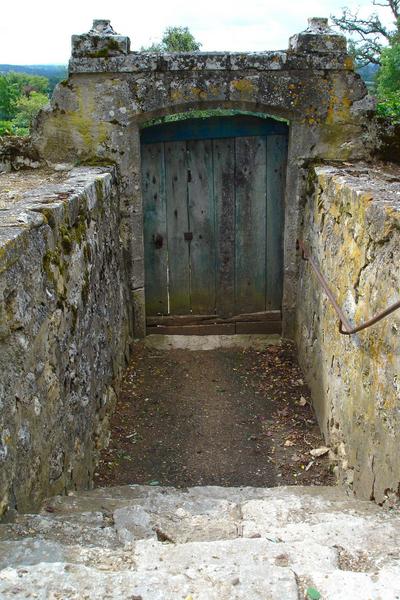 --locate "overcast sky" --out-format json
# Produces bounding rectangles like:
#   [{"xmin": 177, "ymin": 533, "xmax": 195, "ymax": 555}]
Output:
[{"xmin": 0, "ymin": 0, "xmax": 394, "ymax": 64}]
